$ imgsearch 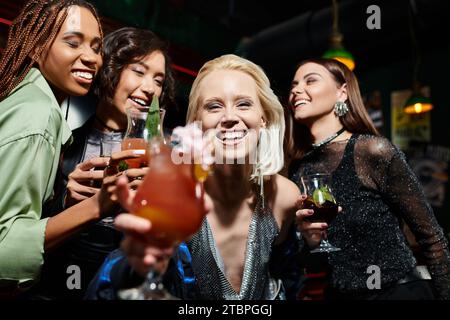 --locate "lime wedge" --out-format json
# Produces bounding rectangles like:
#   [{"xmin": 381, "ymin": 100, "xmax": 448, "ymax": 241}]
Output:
[
  {"xmin": 312, "ymin": 188, "xmax": 325, "ymax": 206},
  {"xmin": 320, "ymin": 186, "xmax": 336, "ymax": 203},
  {"xmin": 312, "ymin": 186, "xmax": 336, "ymax": 206}
]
